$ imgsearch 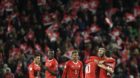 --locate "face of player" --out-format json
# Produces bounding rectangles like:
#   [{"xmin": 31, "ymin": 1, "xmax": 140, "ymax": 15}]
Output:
[
  {"xmin": 34, "ymin": 56, "xmax": 40, "ymax": 65},
  {"xmin": 72, "ymin": 53, "xmax": 79, "ymax": 62},
  {"xmin": 48, "ymin": 51, "xmax": 54, "ymax": 60},
  {"xmin": 97, "ymin": 48, "xmax": 105, "ymax": 57}
]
